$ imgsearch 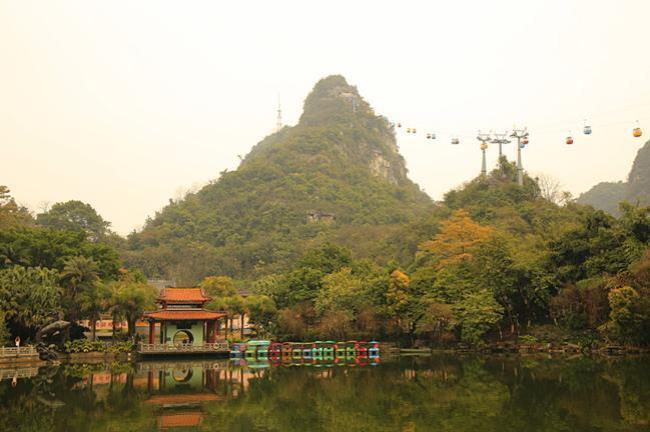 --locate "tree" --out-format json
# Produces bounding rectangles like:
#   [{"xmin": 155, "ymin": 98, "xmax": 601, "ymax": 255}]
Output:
[
  {"xmin": 199, "ymin": 275, "xmax": 237, "ymax": 297},
  {"xmin": 60, "ymin": 256, "xmax": 101, "ymax": 324},
  {"xmin": 36, "ymin": 200, "xmax": 110, "ymax": 242},
  {"xmin": 315, "ymin": 267, "xmax": 364, "ymax": 315},
  {"xmin": 536, "ymin": 173, "xmax": 564, "ymax": 205},
  {"xmin": 0, "ymin": 266, "xmax": 61, "ymax": 339},
  {"xmin": 0, "ymin": 185, "xmax": 32, "ymax": 229},
  {"xmin": 209, "ymin": 295, "xmax": 246, "ymax": 338},
  {"xmin": 386, "ymin": 269, "xmax": 425, "ymax": 345},
  {"xmin": 603, "ymin": 285, "xmax": 650, "ymax": 345},
  {"xmin": 0, "ymin": 312, "xmax": 10, "ymax": 345},
  {"xmin": 386, "ymin": 269, "xmax": 411, "ymax": 318},
  {"xmin": 79, "ymin": 282, "xmax": 110, "ymax": 341},
  {"xmin": 452, "ymin": 290, "xmax": 503, "ymax": 345},
  {"xmin": 418, "ymin": 209, "xmax": 492, "ymax": 268},
  {"xmin": 277, "ymin": 306, "xmax": 310, "ymax": 340},
  {"xmin": 418, "ymin": 301, "xmax": 454, "ymax": 342},
  {"xmin": 279, "ymin": 244, "xmax": 356, "ymax": 307},
  {"xmin": 245, "ymin": 295, "xmax": 277, "ymax": 337},
  {"xmin": 109, "ymin": 272, "xmax": 156, "ymax": 341},
  {"xmin": 201, "ymin": 275, "xmax": 250, "ymax": 337},
  {"xmin": 0, "ymin": 227, "xmax": 121, "ymax": 279},
  {"xmin": 549, "ymin": 209, "xmax": 629, "ymax": 283},
  {"xmin": 318, "ymin": 309, "xmax": 353, "ymax": 340}
]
